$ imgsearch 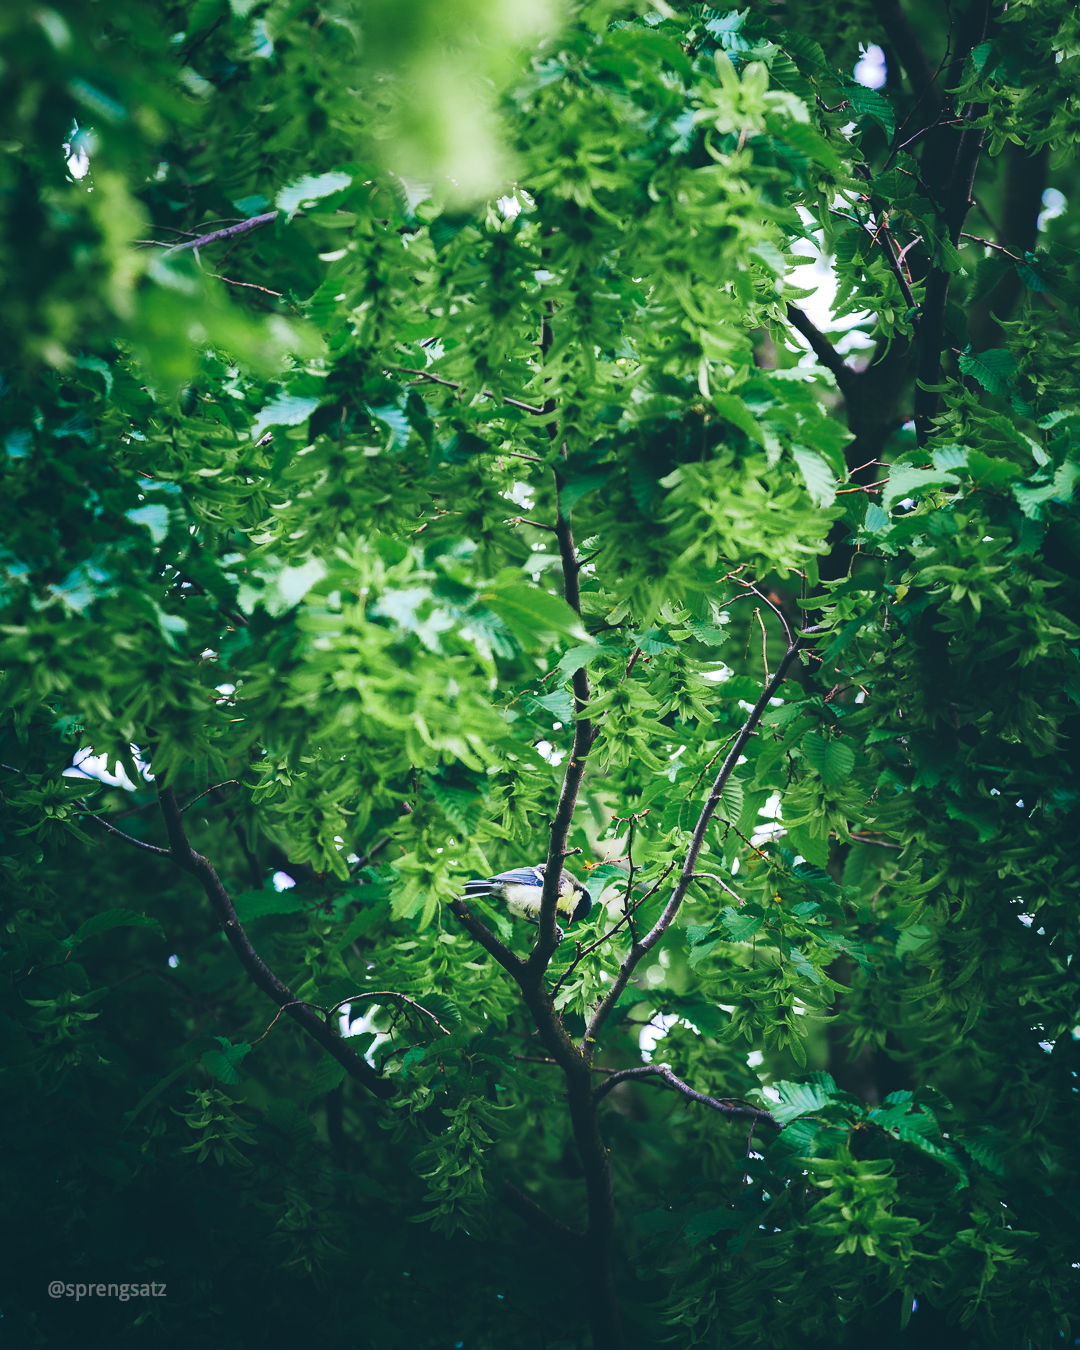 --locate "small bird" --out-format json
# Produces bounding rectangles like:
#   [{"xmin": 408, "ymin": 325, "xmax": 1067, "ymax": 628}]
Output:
[{"xmin": 463, "ymin": 864, "xmax": 592, "ymax": 935}]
